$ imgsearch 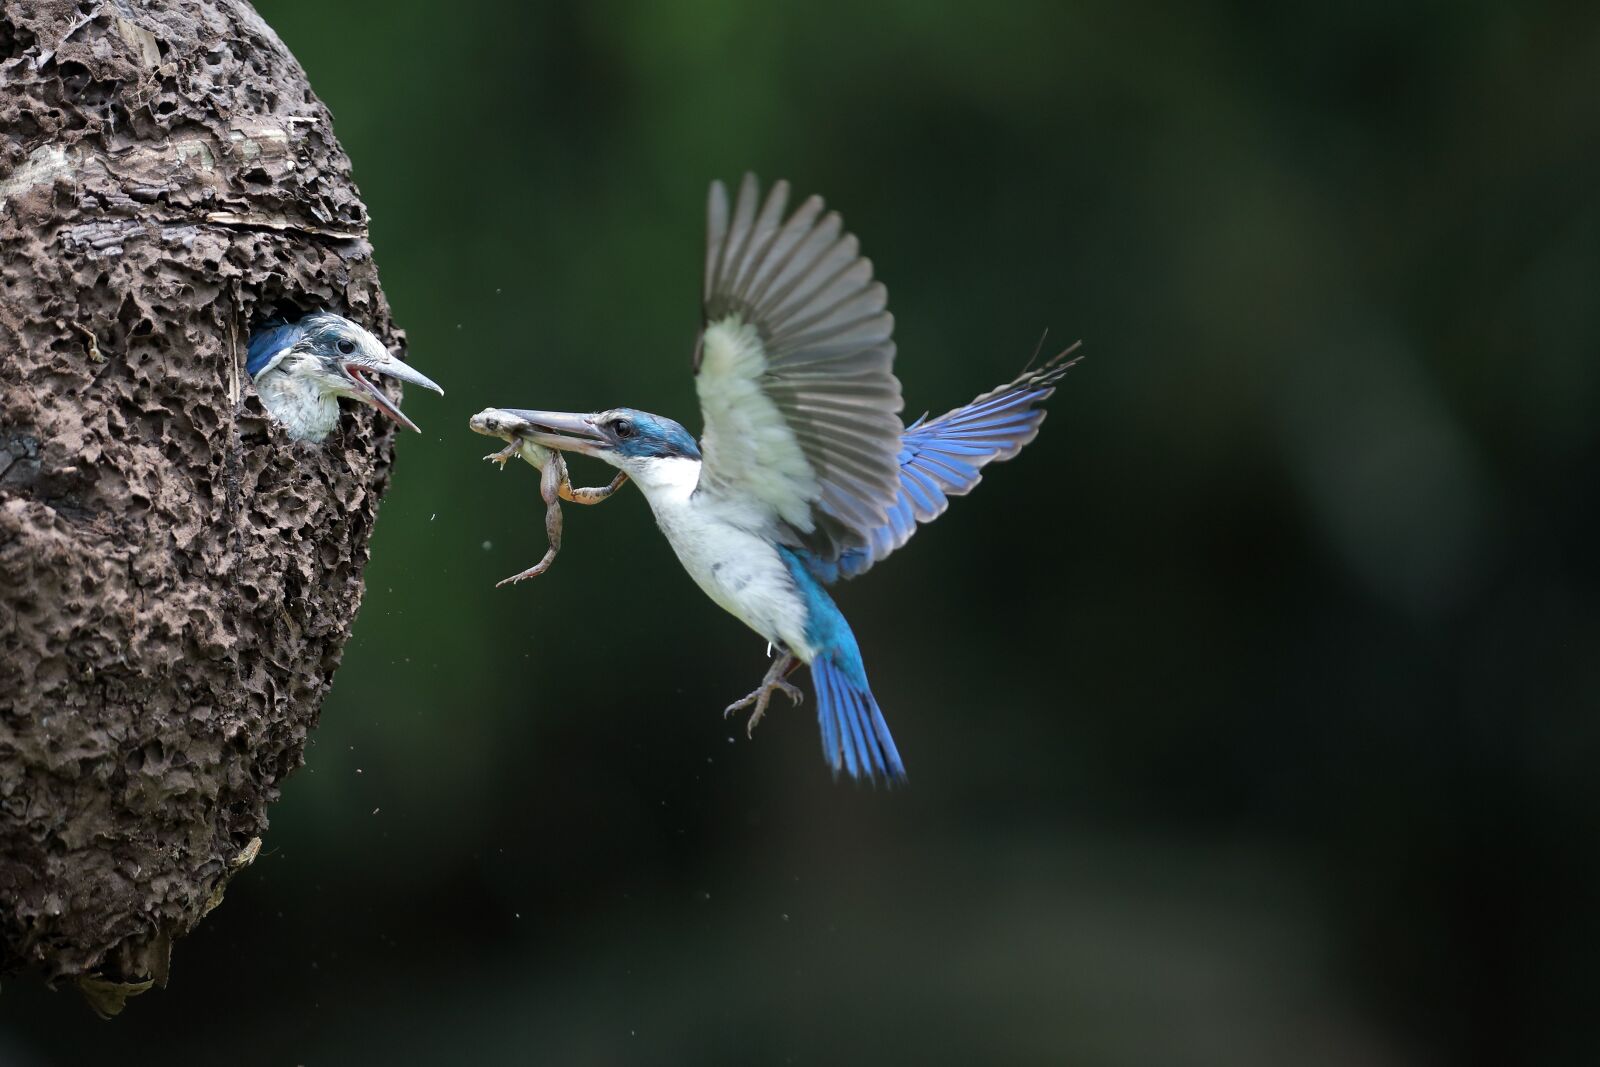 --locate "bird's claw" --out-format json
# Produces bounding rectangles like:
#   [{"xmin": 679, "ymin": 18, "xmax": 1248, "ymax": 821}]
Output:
[{"xmin": 723, "ymin": 678, "xmax": 804, "ymax": 738}]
